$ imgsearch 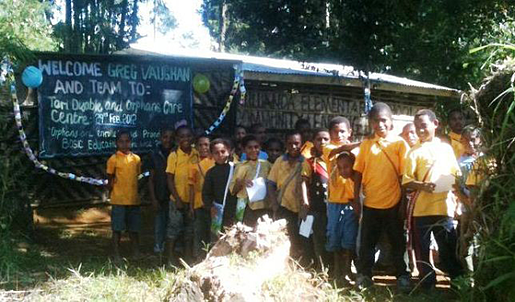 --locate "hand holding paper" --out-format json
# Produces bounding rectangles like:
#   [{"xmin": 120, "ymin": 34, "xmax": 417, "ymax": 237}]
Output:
[{"xmin": 246, "ymin": 177, "xmax": 267, "ymax": 202}]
